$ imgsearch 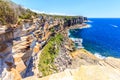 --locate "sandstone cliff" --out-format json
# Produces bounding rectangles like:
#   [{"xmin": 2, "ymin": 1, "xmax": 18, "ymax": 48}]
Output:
[
  {"xmin": 1, "ymin": 1, "xmax": 120, "ymax": 80},
  {"xmin": 23, "ymin": 50, "xmax": 120, "ymax": 80},
  {"xmin": 0, "ymin": 7, "xmax": 85, "ymax": 79}
]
